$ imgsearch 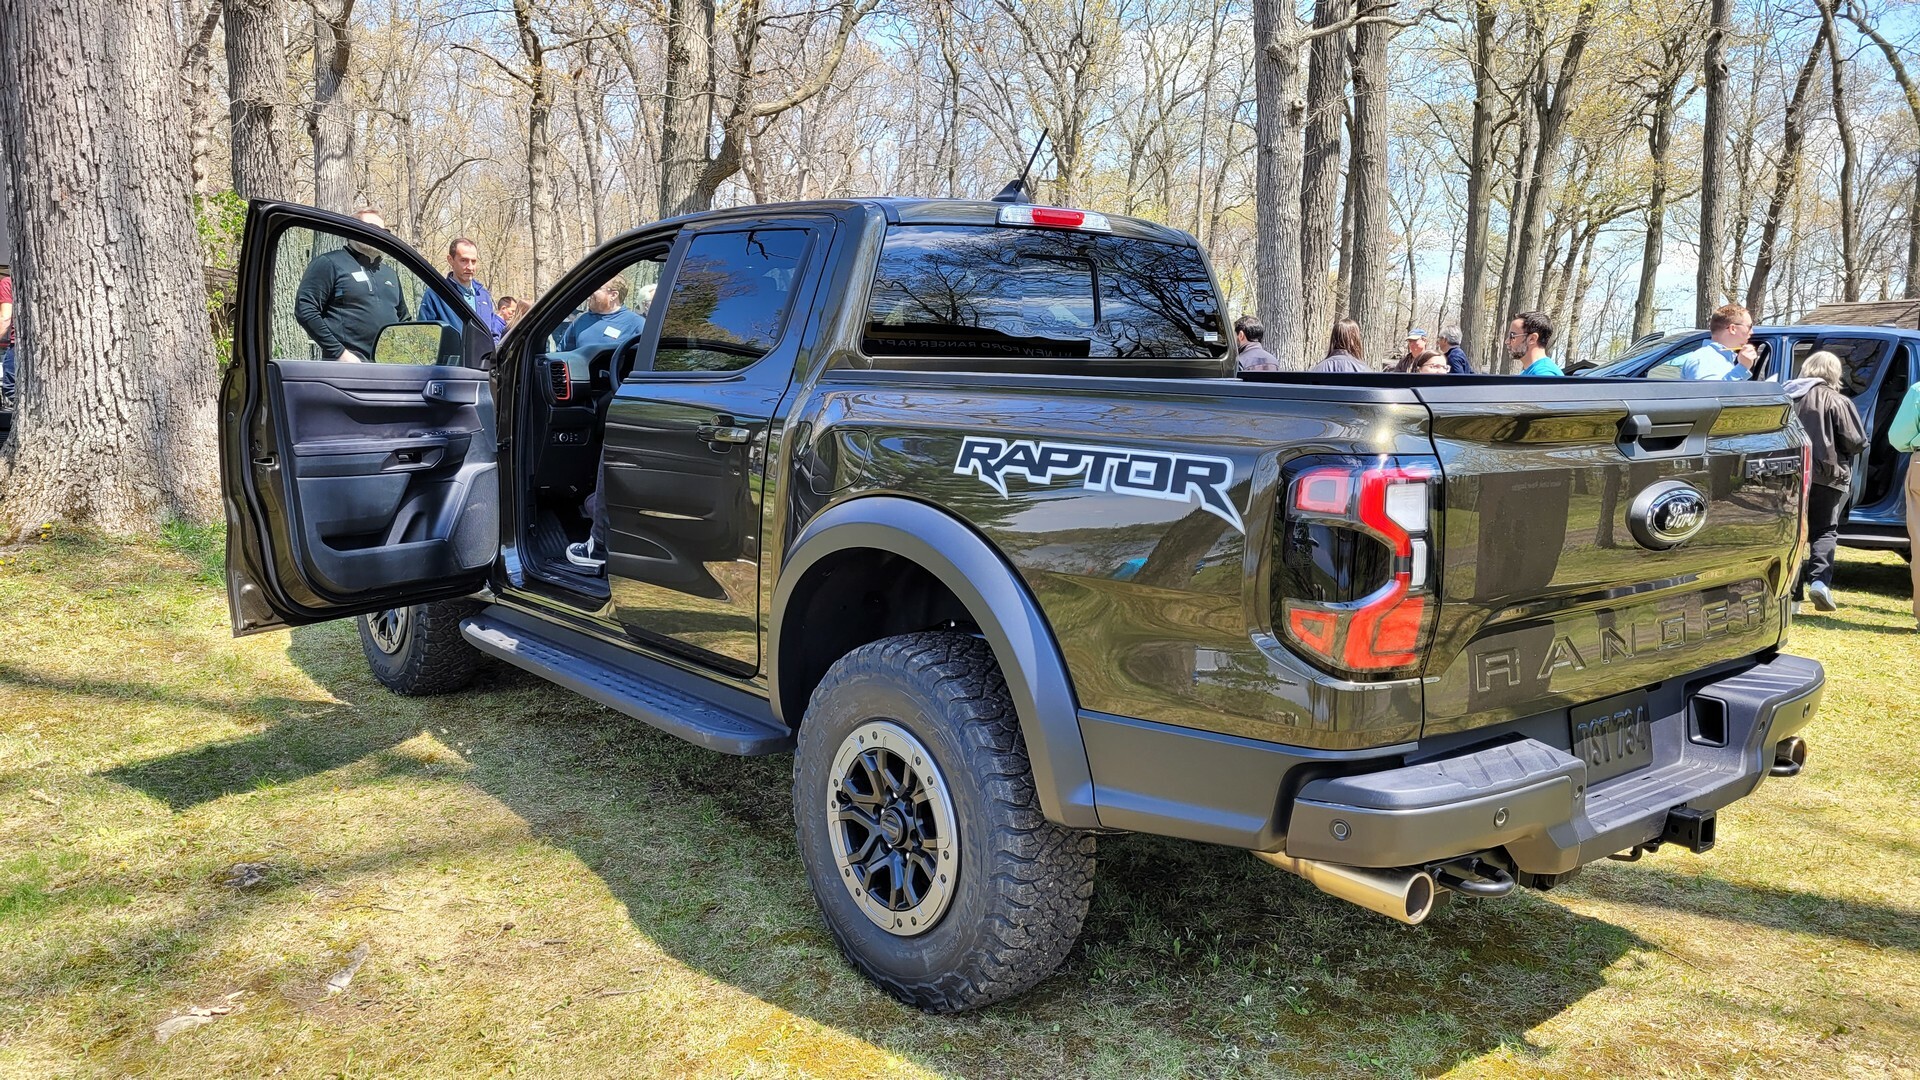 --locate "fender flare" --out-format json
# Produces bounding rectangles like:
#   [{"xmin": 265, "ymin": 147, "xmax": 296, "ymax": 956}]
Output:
[{"xmin": 769, "ymin": 496, "xmax": 1099, "ymax": 828}]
